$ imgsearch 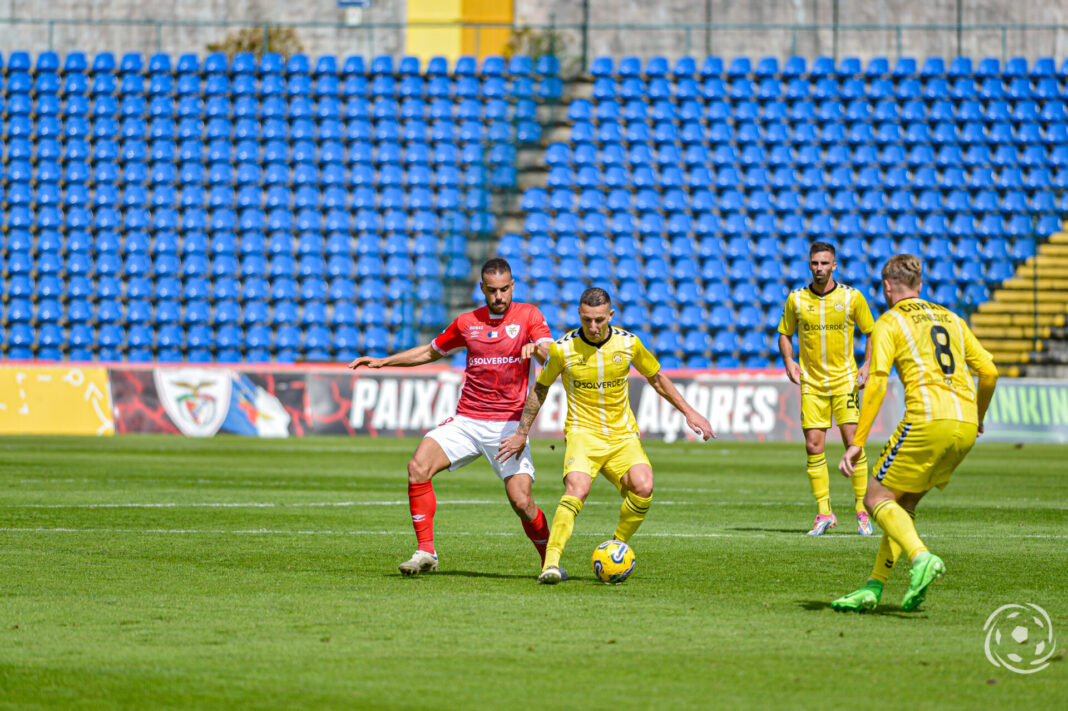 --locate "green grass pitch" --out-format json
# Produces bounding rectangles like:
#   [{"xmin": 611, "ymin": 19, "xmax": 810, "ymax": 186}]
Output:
[{"xmin": 1, "ymin": 435, "xmax": 1065, "ymax": 710}]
